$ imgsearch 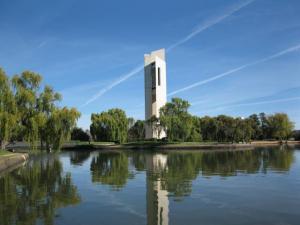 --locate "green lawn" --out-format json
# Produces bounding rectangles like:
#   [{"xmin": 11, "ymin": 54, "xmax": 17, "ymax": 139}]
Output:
[
  {"xmin": 0, "ymin": 150, "xmax": 13, "ymax": 156},
  {"xmin": 63, "ymin": 140, "xmax": 250, "ymax": 151},
  {"xmin": 69, "ymin": 141, "xmax": 229, "ymax": 147},
  {"xmin": 65, "ymin": 141, "xmax": 115, "ymax": 145},
  {"xmin": 123, "ymin": 141, "xmax": 222, "ymax": 146}
]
